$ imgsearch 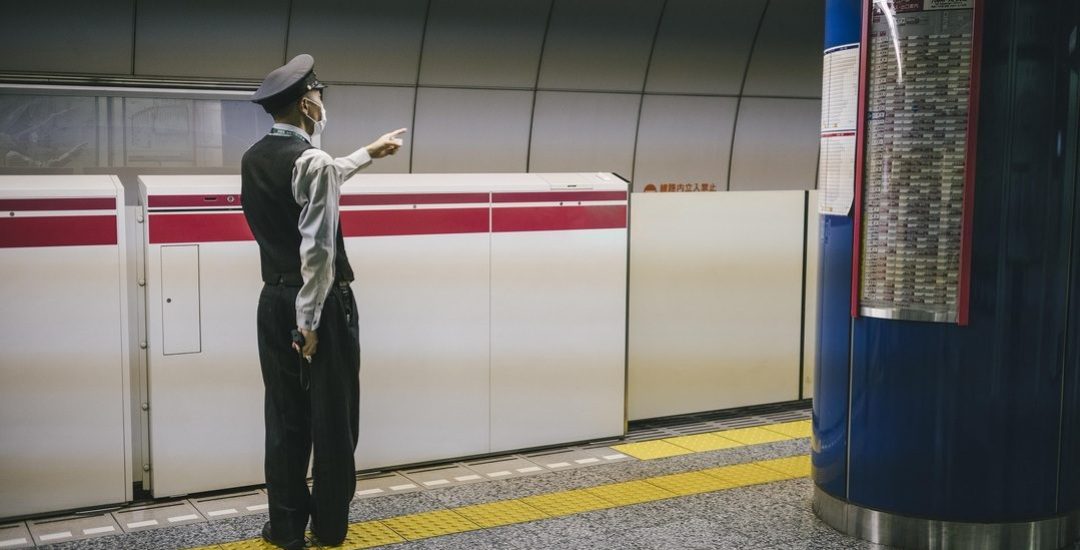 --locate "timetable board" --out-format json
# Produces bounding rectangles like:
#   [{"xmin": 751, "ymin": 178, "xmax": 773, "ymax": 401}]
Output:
[{"xmin": 855, "ymin": 0, "xmax": 980, "ymax": 324}]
